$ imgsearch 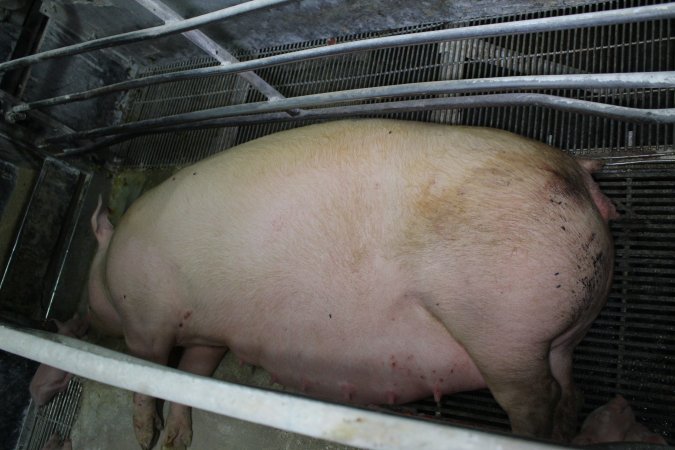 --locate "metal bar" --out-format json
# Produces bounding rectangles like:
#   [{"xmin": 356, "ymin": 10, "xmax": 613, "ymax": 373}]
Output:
[
  {"xmin": 0, "ymin": 0, "xmax": 49, "ymax": 97},
  {"xmin": 0, "ymin": 89, "xmax": 76, "ymax": 134},
  {"xmin": 45, "ymin": 72, "xmax": 675, "ymax": 144},
  {"xmin": 0, "ymin": 0, "xmax": 290, "ymax": 73},
  {"xmin": 0, "ymin": 161, "xmax": 48, "ymax": 294},
  {"xmin": 58, "ymin": 93, "xmax": 675, "ymax": 156},
  {"xmin": 44, "ymin": 172, "xmax": 92, "ymax": 318},
  {"xmin": 0, "ymin": 323, "xmax": 565, "ymax": 450},
  {"xmin": 8, "ymin": 3, "xmax": 675, "ymax": 116},
  {"xmin": 132, "ymin": 0, "xmax": 284, "ymax": 101}
]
